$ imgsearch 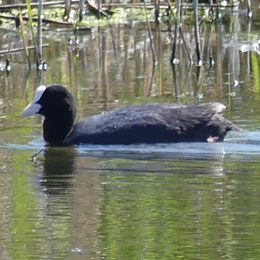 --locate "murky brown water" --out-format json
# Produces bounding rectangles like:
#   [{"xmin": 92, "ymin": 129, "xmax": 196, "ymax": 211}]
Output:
[{"xmin": 1, "ymin": 4, "xmax": 260, "ymax": 259}]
